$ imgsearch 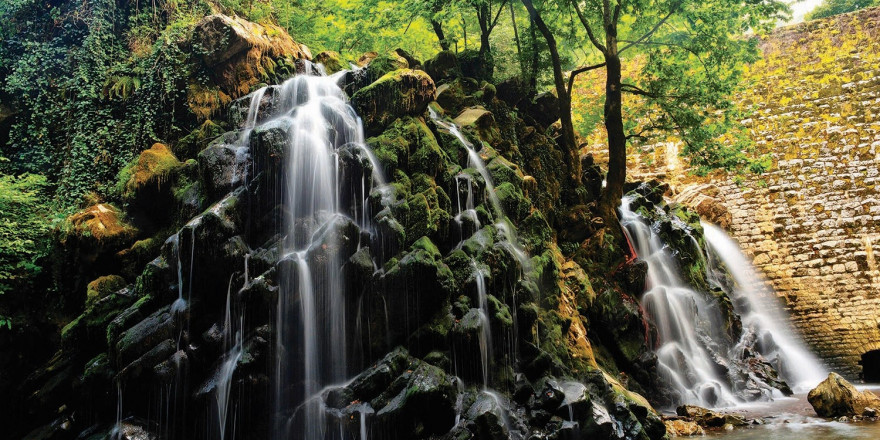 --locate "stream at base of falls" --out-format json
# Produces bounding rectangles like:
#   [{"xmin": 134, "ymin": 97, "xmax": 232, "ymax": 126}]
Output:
[{"xmin": 702, "ymin": 386, "xmax": 880, "ymax": 439}]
